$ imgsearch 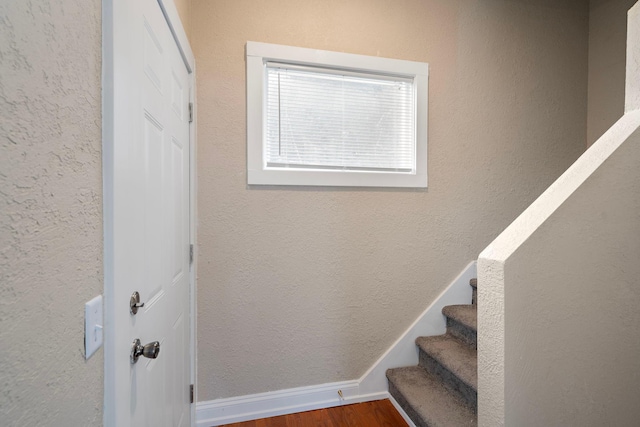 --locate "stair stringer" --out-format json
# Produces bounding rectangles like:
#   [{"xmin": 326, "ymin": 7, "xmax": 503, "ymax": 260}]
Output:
[{"xmin": 357, "ymin": 261, "xmax": 477, "ymax": 397}]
